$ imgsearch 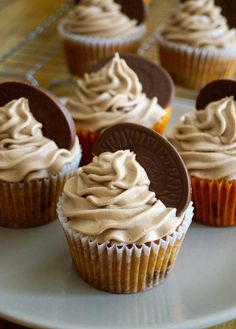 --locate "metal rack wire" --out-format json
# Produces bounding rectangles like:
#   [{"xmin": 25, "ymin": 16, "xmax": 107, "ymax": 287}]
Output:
[{"xmin": 0, "ymin": 1, "xmax": 161, "ymax": 97}]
